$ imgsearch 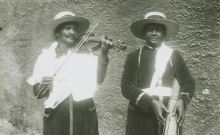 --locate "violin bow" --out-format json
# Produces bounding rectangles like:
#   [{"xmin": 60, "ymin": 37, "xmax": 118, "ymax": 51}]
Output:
[{"xmin": 35, "ymin": 20, "xmax": 100, "ymax": 98}]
